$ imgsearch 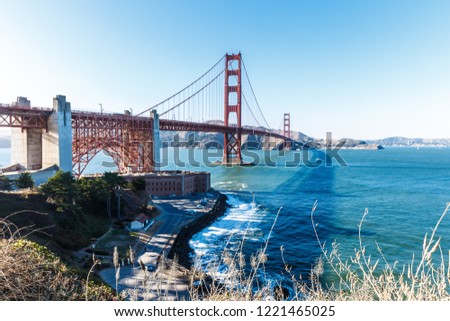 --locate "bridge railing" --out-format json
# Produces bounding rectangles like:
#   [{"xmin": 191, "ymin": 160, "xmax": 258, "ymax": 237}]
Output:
[
  {"xmin": 72, "ymin": 107, "xmax": 115, "ymax": 115},
  {"xmin": 71, "ymin": 108, "xmax": 152, "ymax": 121},
  {"xmin": 0, "ymin": 104, "xmax": 53, "ymax": 112},
  {"xmin": 72, "ymin": 108, "xmax": 136, "ymax": 118}
]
